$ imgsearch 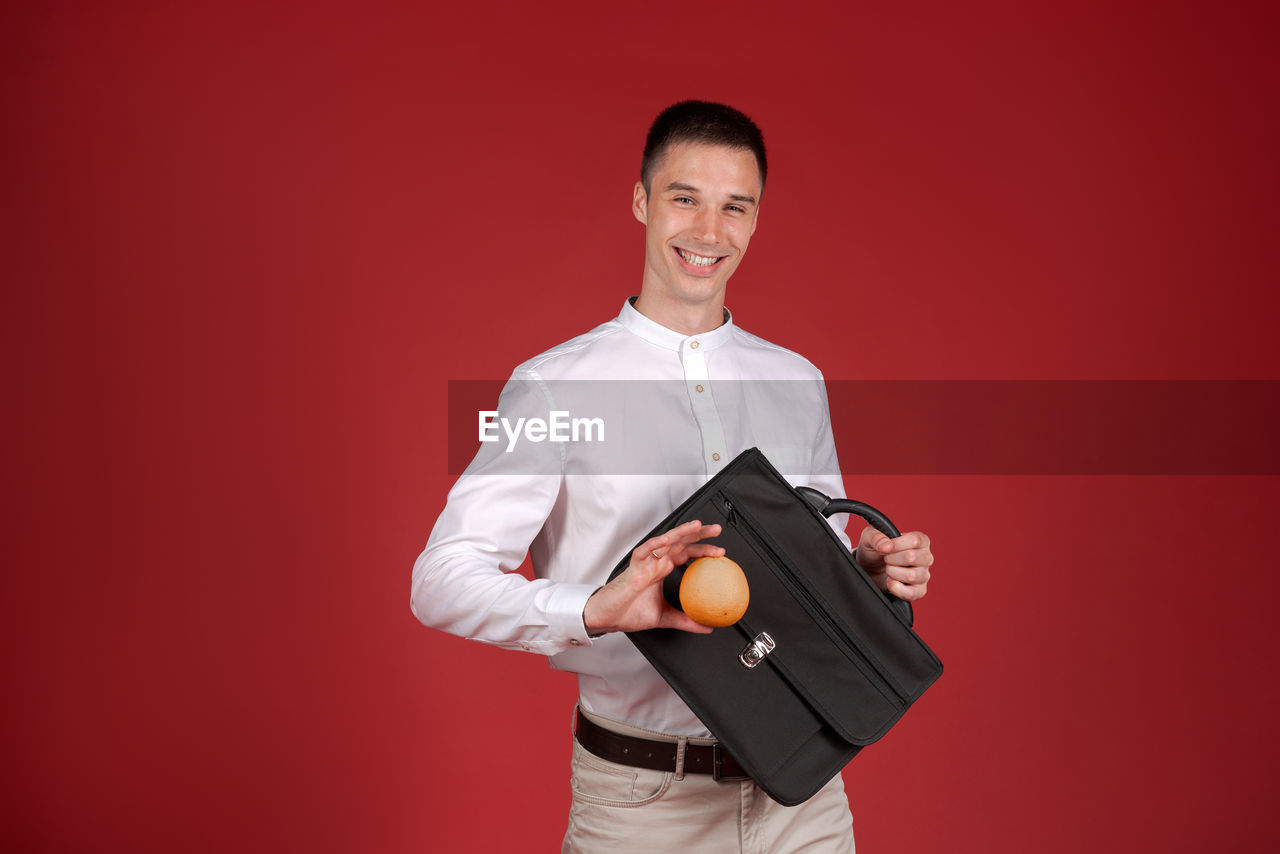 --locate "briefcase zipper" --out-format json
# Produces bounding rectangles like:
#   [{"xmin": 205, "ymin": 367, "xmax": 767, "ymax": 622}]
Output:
[{"xmin": 718, "ymin": 491, "xmax": 906, "ymax": 706}]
